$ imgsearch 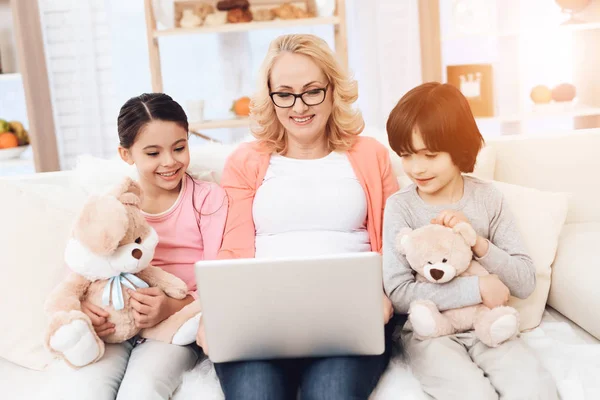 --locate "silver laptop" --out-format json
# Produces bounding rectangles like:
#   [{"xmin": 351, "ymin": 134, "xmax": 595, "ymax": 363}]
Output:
[{"xmin": 194, "ymin": 252, "xmax": 385, "ymax": 363}]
